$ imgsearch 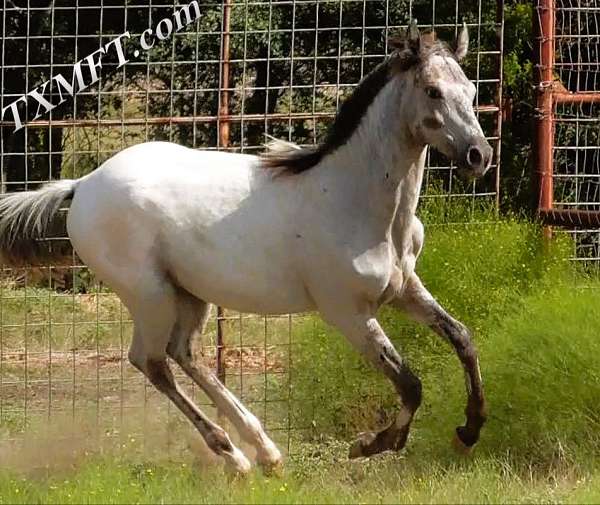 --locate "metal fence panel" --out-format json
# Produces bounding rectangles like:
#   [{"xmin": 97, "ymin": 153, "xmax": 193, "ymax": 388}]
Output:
[{"xmin": 535, "ymin": 0, "xmax": 600, "ymax": 266}]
